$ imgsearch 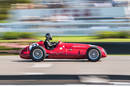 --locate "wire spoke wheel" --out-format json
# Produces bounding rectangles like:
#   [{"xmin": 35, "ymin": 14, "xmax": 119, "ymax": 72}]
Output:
[
  {"xmin": 87, "ymin": 47, "xmax": 101, "ymax": 62},
  {"xmin": 30, "ymin": 46, "xmax": 46, "ymax": 62},
  {"xmin": 88, "ymin": 49, "xmax": 99, "ymax": 60},
  {"xmin": 33, "ymin": 49, "xmax": 43, "ymax": 59}
]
